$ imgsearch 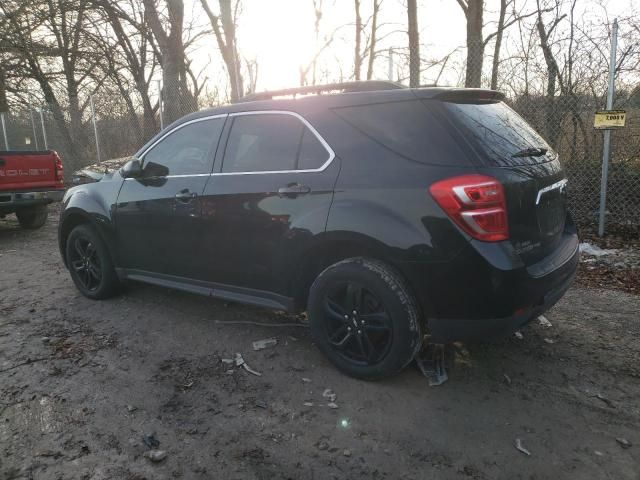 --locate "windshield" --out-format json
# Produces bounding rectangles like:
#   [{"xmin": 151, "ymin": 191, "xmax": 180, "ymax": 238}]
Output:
[{"xmin": 444, "ymin": 101, "xmax": 555, "ymax": 167}]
